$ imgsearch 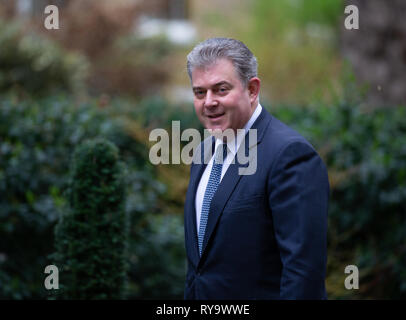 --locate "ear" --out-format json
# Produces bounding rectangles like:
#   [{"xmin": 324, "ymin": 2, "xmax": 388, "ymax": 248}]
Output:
[{"xmin": 247, "ymin": 77, "xmax": 261, "ymax": 103}]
